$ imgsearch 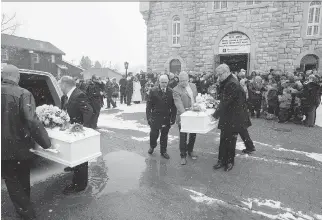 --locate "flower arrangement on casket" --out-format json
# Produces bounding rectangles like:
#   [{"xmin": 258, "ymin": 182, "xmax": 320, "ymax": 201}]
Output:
[
  {"xmin": 191, "ymin": 94, "xmax": 220, "ymax": 112},
  {"xmin": 35, "ymin": 104, "xmax": 86, "ymax": 137}
]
